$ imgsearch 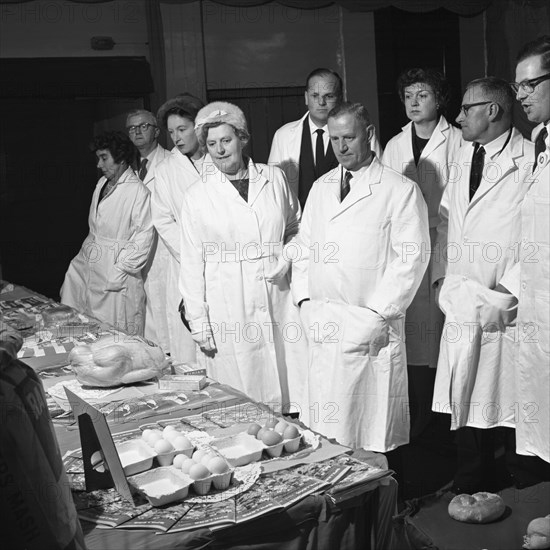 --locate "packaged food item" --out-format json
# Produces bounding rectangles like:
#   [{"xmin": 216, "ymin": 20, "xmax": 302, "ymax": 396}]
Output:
[
  {"xmin": 0, "ymin": 349, "xmax": 86, "ymax": 549},
  {"xmin": 69, "ymin": 334, "xmax": 168, "ymax": 387}
]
